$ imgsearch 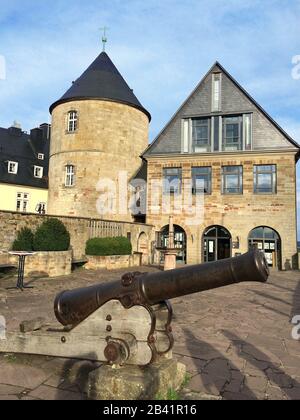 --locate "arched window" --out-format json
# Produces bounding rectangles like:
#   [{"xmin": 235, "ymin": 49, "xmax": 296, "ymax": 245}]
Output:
[
  {"xmin": 67, "ymin": 111, "xmax": 78, "ymax": 133},
  {"xmin": 157, "ymin": 225, "xmax": 187, "ymax": 264},
  {"xmin": 248, "ymin": 226, "xmax": 281, "ymax": 268}
]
